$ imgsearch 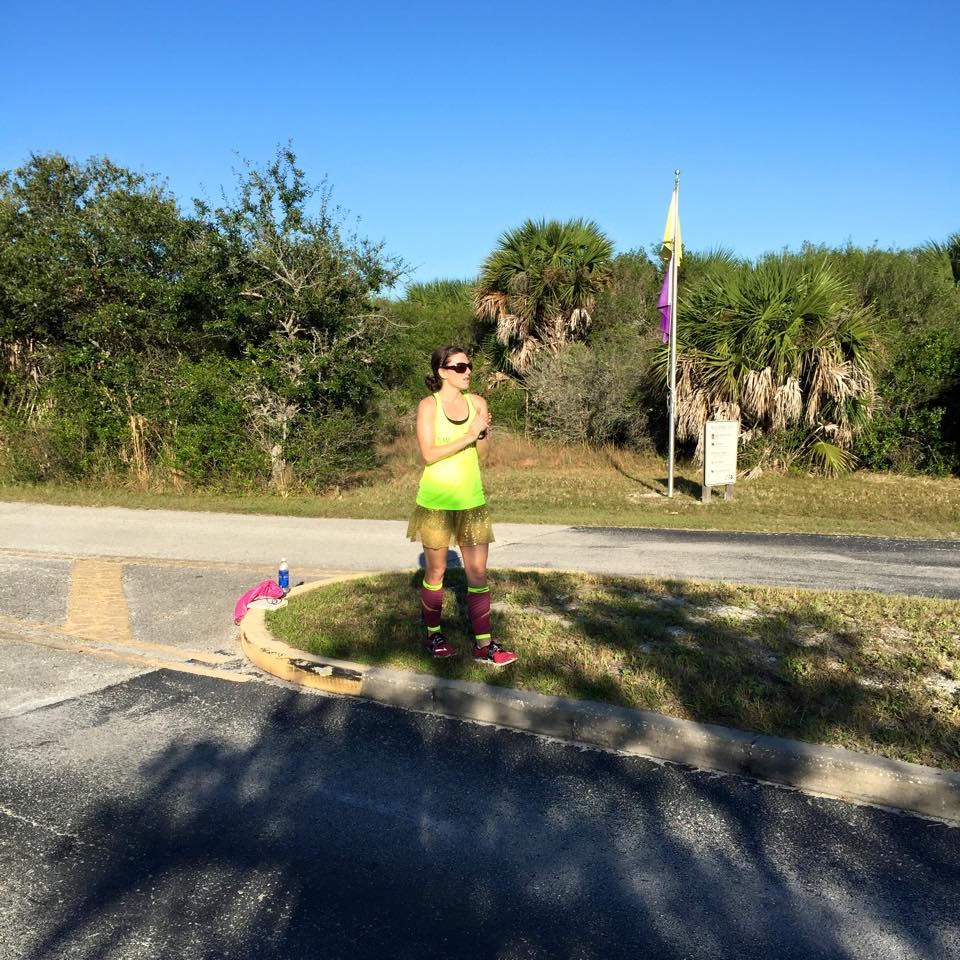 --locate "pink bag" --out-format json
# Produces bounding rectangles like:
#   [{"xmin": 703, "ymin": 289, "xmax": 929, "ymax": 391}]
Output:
[{"xmin": 234, "ymin": 579, "xmax": 286, "ymax": 624}]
